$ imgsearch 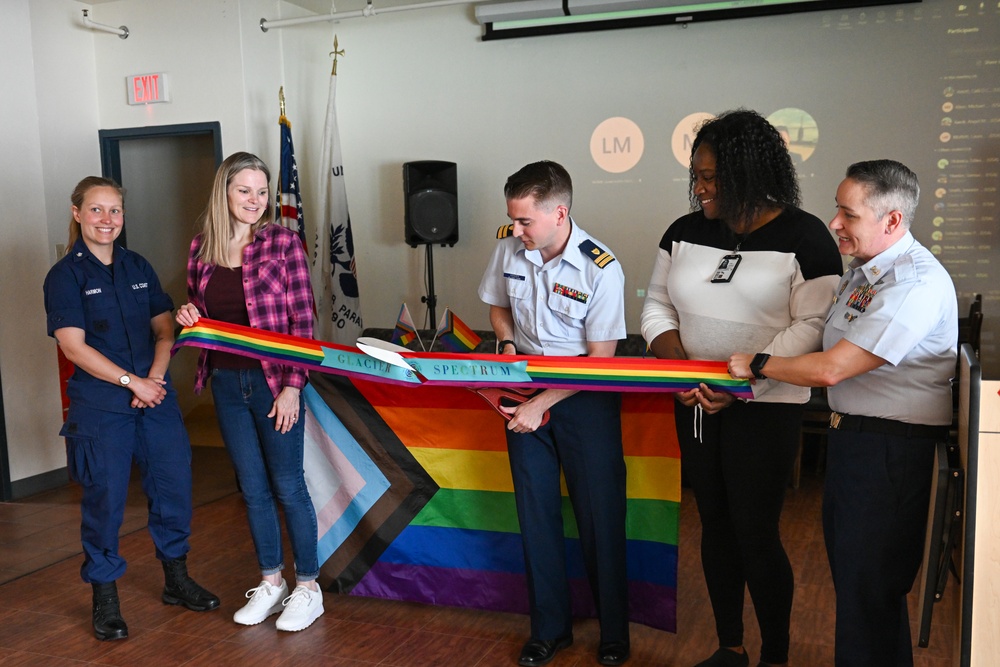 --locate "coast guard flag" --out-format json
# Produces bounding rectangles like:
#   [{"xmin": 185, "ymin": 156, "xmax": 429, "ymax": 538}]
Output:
[
  {"xmin": 432, "ymin": 308, "xmax": 481, "ymax": 353},
  {"xmin": 315, "ymin": 69, "xmax": 362, "ymax": 344},
  {"xmin": 277, "ymin": 112, "xmax": 307, "ymax": 250},
  {"xmin": 390, "ymin": 303, "xmax": 422, "ymax": 349}
]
